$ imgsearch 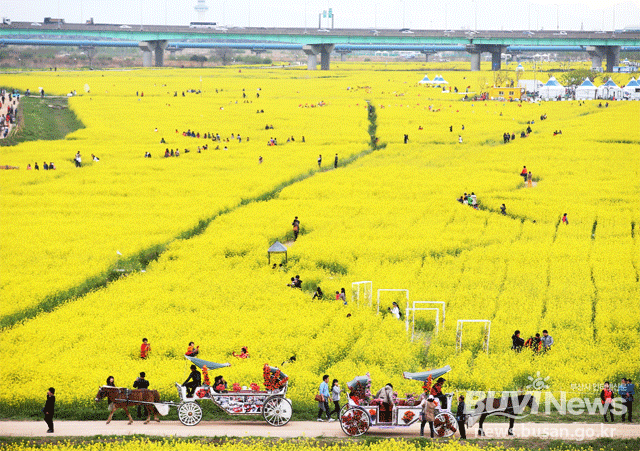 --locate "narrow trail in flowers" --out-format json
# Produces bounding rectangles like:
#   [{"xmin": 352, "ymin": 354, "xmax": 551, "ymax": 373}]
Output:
[
  {"xmin": 2, "ymin": 420, "xmax": 639, "ymax": 440},
  {"xmin": 0, "ymin": 104, "xmax": 383, "ymax": 331}
]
